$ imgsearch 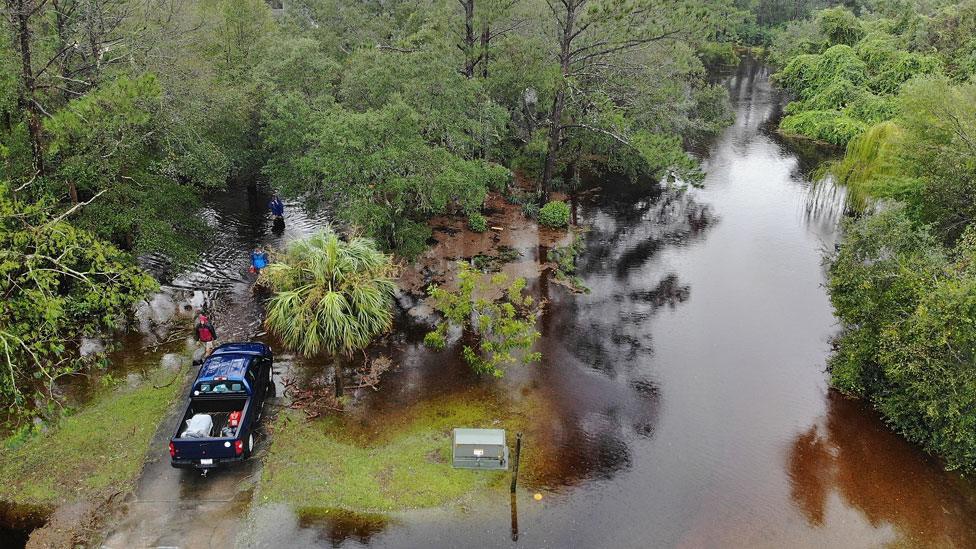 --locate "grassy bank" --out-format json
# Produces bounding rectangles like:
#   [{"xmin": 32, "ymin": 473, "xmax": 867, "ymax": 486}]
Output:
[
  {"xmin": 0, "ymin": 366, "xmax": 184, "ymax": 506},
  {"xmin": 259, "ymin": 390, "xmax": 536, "ymax": 513}
]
